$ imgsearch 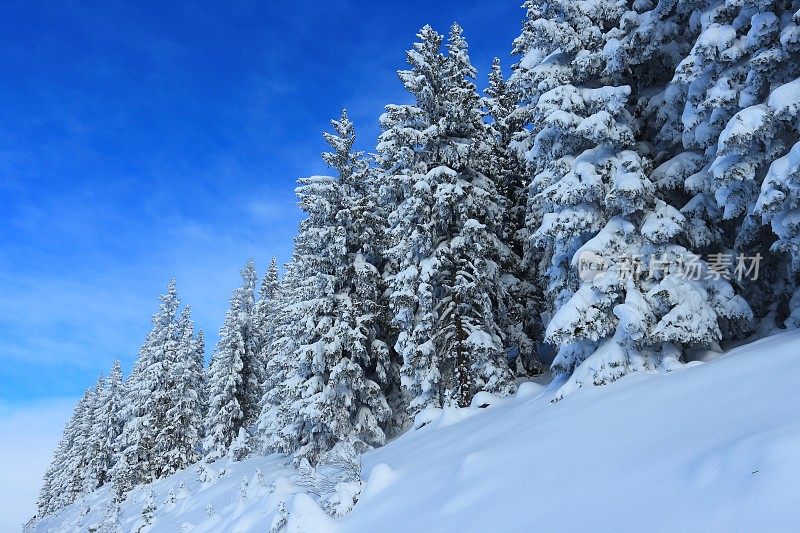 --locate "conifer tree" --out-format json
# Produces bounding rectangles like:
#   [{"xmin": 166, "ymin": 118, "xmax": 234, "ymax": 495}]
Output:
[
  {"xmin": 64, "ymin": 384, "xmax": 97, "ymax": 505},
  {"xmin": 258, "ymin": 112, "xmax": 392, "ymax": 463},
  {"xmin": 332, "ymin": 108, "xmax": 397, "ymax": 428},
  {"xmin": 252, "ymin": 257, "xmax": 279, "ymax": 361},
  {"xmin": 256, "ymin": 260, "xmax": 306, "ymax": 453},
  {"xmin": 36, "ymin": 386, "xmax": 96, "ymax": 515},
  {"xmin": 113, "ymin": 280, "xmax": 181, "ymax": 492},
  {"xmin": 35, "ymin": 441, "xmax": 63, "ymax": 516},
  {"xmin": 194, "ymin": 329, "xmax": 206, "ymax": 413},
  {"xmin": 484, "ymin": 56, "xmax": 543, "ymax": 375},
  {"xmin": 380, "ymin": 24, "xmax": 514, "ymax": 412},
  {"xmin": 658, "ymin": 0, "xmax": 800, "ymax": 325},
  {"xmin": 87, "ymin": 361, "xmax": 125, "ymax": 489},
  {"xmin": 238, "ymin": 261, "xmax": 264, "ymax": 424},
  {"xmin": 158, "ymin": 306, "xmax": 205, "ymax": 475},
  {"xmin": 204, "ymin": 262, "xmax": 260, "ymax": 460},
  {"xmin": 511, "ymin": 0, "xmax": 752, "ymax": 398}
]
